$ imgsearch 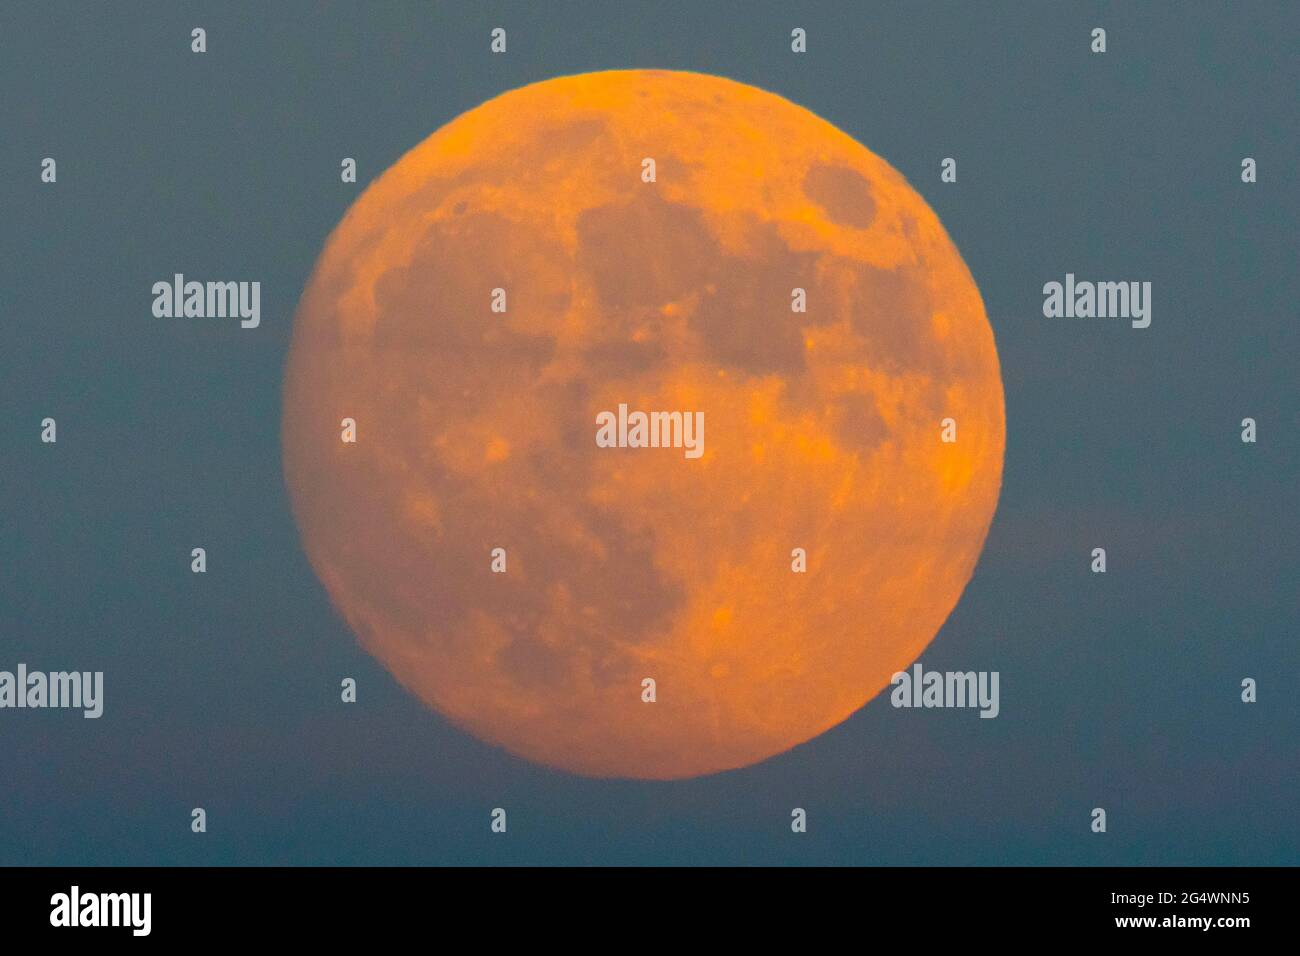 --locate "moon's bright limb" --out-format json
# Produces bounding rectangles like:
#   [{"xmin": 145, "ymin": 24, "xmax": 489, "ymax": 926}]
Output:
[{"xmin": 282, "ymin": 70, "xmax": 1004, "ymax": 779}]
